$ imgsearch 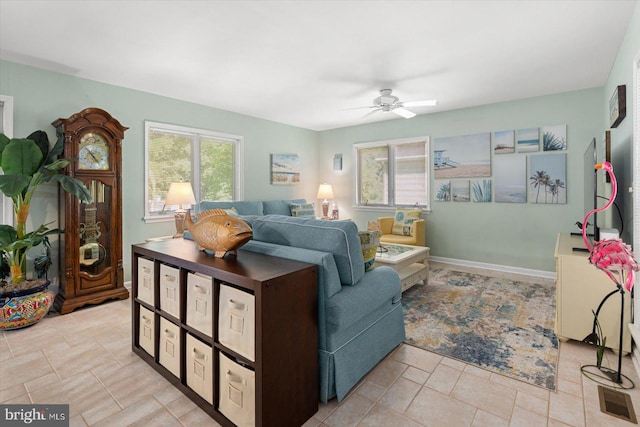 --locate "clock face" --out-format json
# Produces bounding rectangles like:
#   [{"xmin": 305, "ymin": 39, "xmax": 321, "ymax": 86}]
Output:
[{"xmin": 78, "ymin": 133, "xmax": 110, "ymax": 170}]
